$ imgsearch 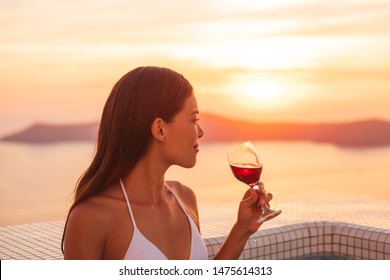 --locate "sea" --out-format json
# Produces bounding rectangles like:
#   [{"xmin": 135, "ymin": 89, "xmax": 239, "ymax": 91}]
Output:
[{"xmin": 1, "ymin": 140, "xmax": 390, "ymax": 228}]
